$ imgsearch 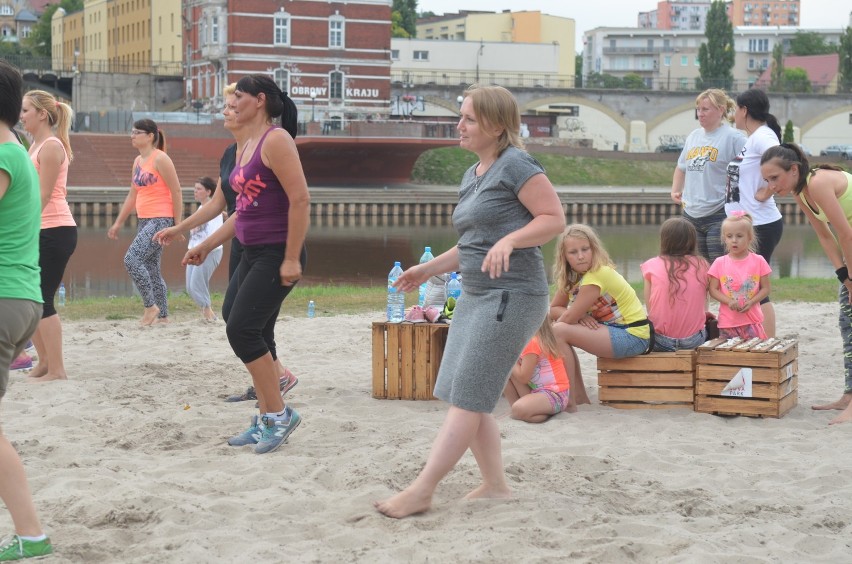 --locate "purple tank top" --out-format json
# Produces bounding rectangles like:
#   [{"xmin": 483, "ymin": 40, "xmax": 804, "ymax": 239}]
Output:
[{"xmin": 230, "ymin": 126, "xmax": 290, "ymax": 245}]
